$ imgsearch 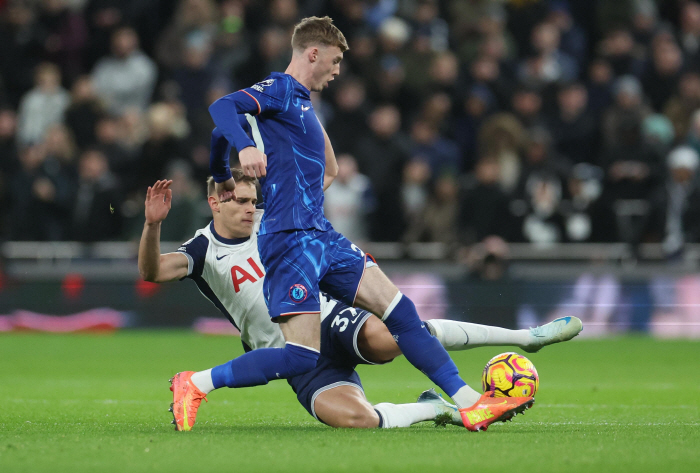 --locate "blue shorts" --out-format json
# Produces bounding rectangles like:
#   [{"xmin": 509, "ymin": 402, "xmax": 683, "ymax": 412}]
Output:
[
  {"xmin": 258, "ymin": 228, "xmax": 368, "ymax": 319},
  {"xmin": 288, "ymin": 296, "xmax": 382, "ymax": 422}
]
